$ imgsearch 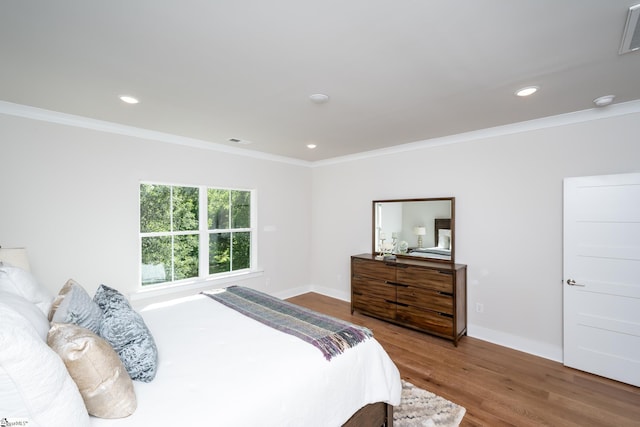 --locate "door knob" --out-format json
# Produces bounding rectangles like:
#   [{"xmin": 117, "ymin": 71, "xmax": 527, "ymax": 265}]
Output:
[{"xmin": 566, "ymin": 279, "xmax": 585, "ymax": 287}]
